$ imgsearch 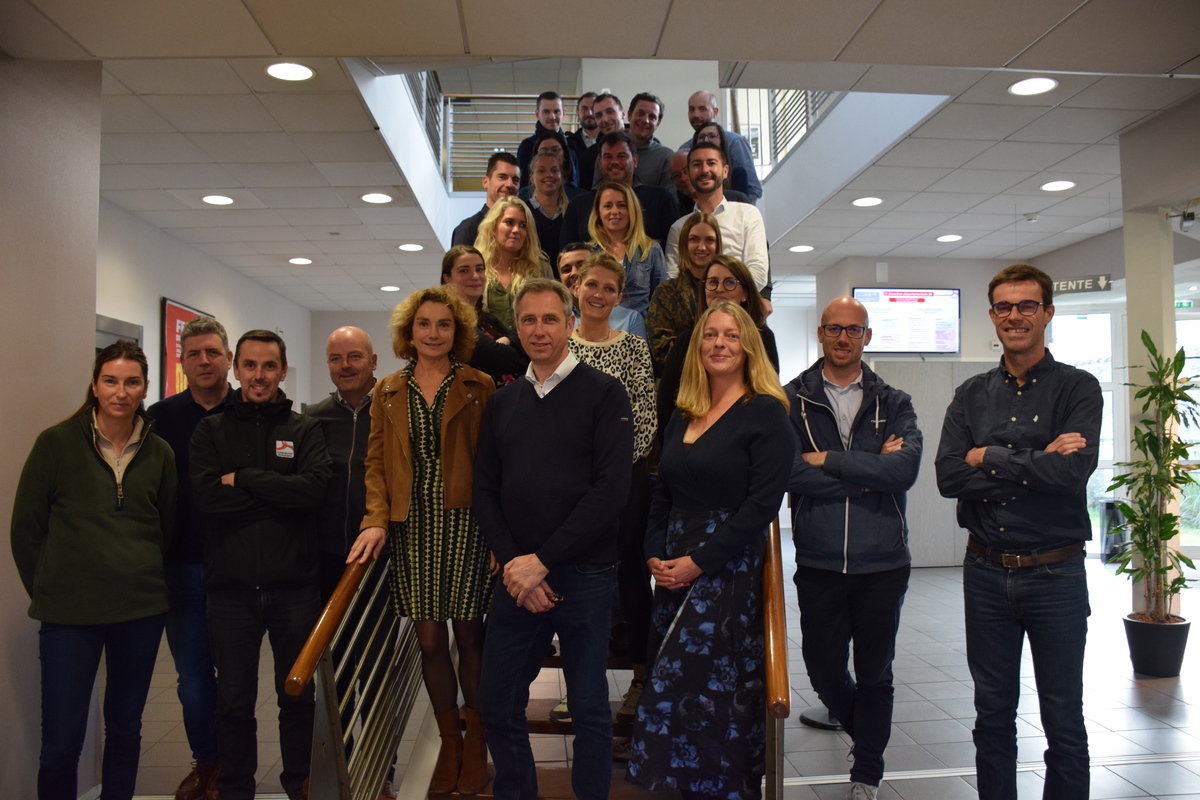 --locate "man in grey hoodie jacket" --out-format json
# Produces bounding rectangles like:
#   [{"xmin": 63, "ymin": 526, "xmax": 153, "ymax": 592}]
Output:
[{"xmin": 784, "ymin": 296, "xmax": 922, "ymax": 800}]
